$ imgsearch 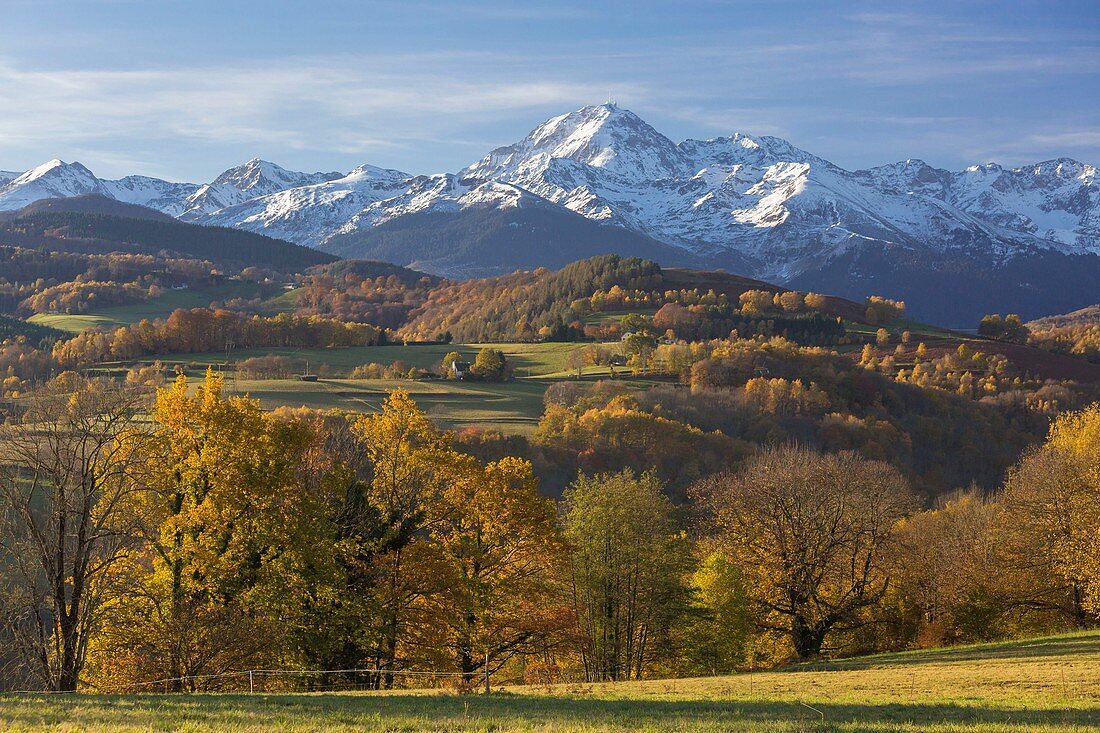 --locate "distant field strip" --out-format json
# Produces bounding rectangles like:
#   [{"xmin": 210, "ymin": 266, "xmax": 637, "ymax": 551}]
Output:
[
  {"xmin": 28, "ymin": 282, "xmax": 283, "ymax": 333},
  {"xmin": 141, "ymin": 341, "xmax": 595, "ymax": 377},
  {"xmin": 2, "ymin": 632, "xmax": 1098, "ymax": 731},
  {"xmin": 83, "ymin": 340, "xmax": 645, "ymax": 433},
  {"xmin": 231, "ymin": 377, "xmax": 551, "ymax": 433}
]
